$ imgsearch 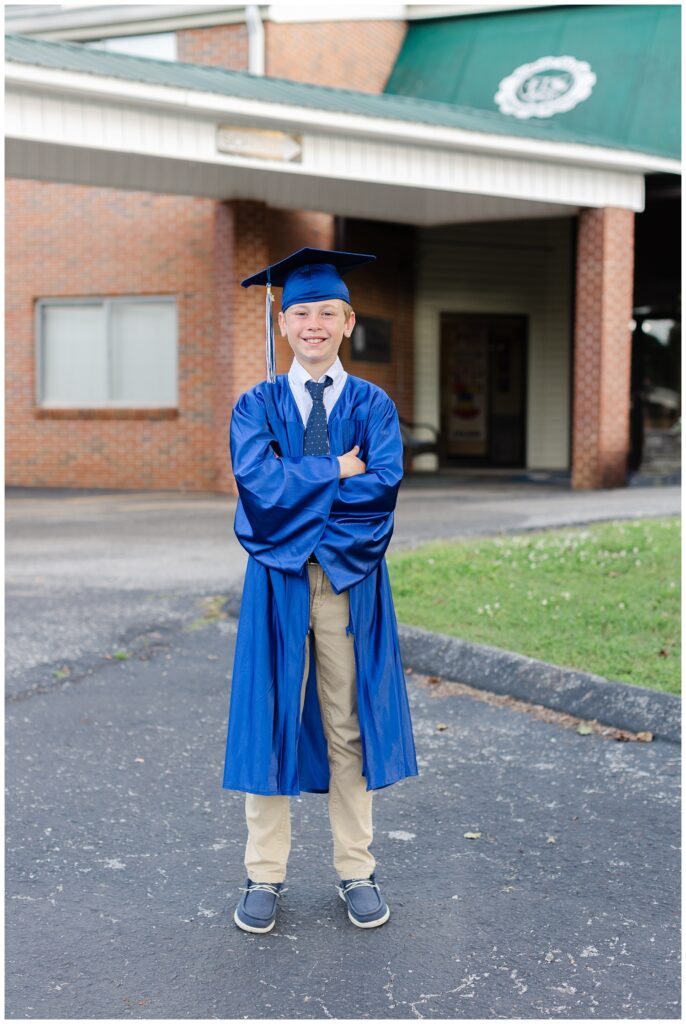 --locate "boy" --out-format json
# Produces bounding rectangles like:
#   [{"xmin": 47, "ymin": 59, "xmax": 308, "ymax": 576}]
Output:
[{"xmin": 223, "ymin": 248, "xmax": 418, "ymax": 933}]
